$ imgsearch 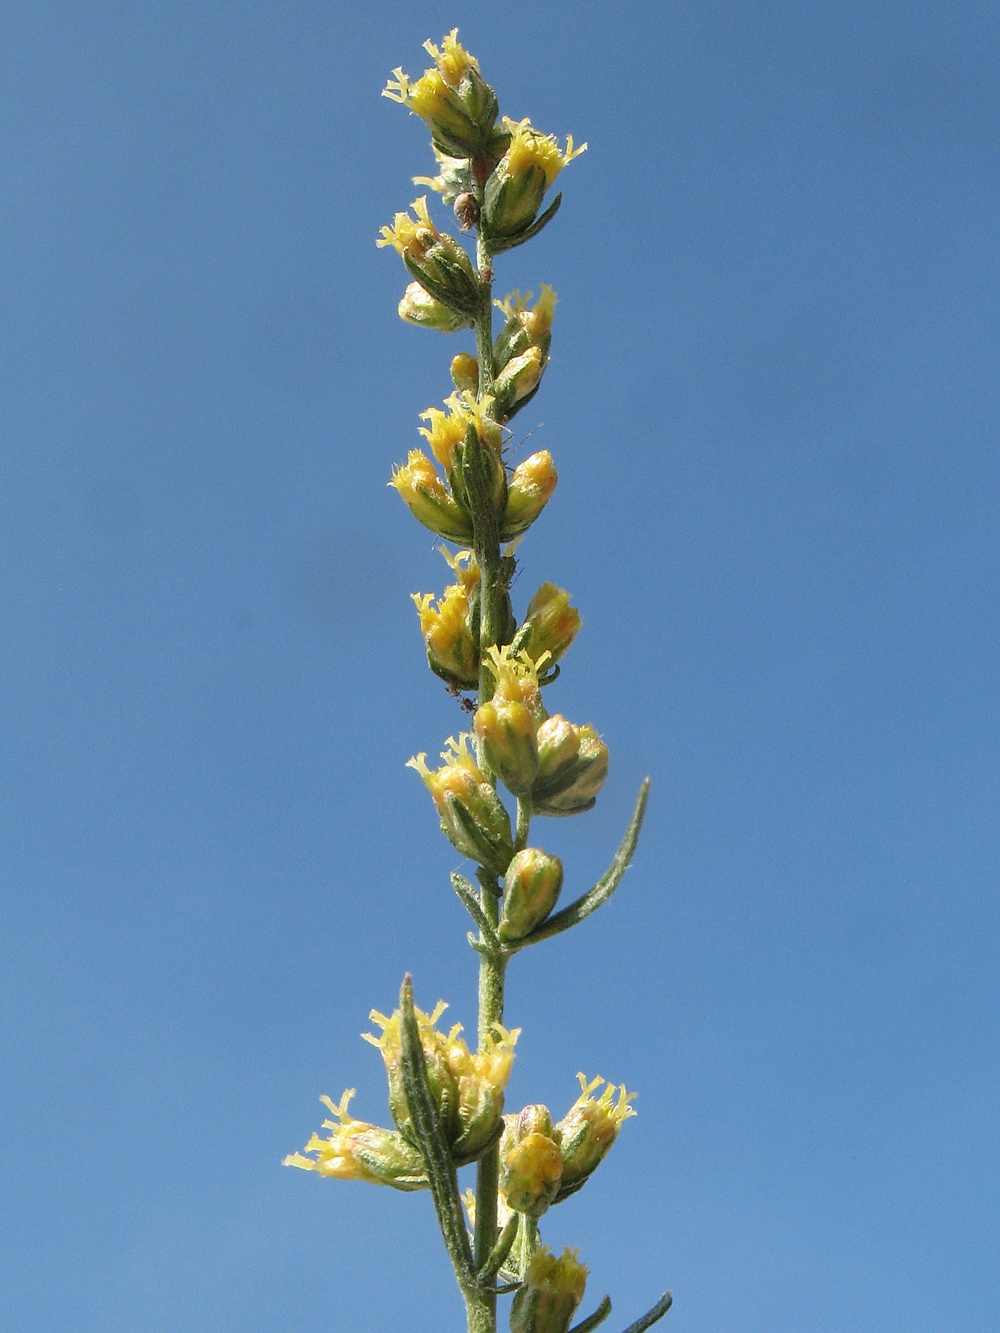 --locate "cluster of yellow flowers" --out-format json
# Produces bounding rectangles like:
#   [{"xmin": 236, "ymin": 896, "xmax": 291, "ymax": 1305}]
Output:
[{"xmin": 286, "ymin": 30, "xmax": 668, "ymax": 1333}]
